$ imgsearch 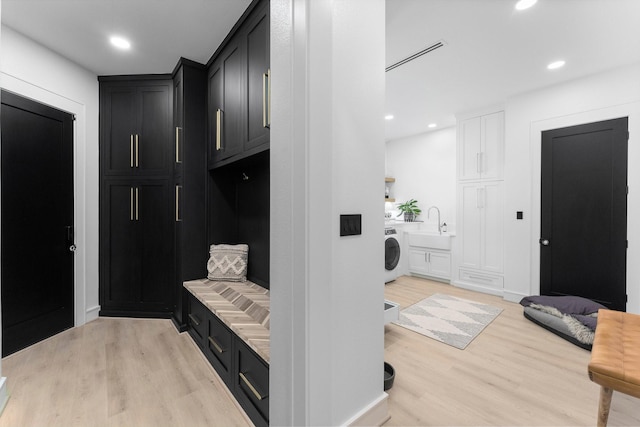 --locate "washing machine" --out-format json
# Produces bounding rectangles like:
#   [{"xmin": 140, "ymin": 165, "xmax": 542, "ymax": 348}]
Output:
[{"xmin": 384, "ymin": 227, "xmax": 401, "ymax": 283}]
